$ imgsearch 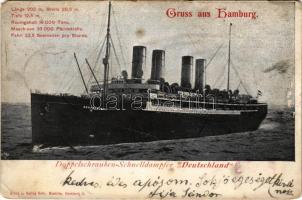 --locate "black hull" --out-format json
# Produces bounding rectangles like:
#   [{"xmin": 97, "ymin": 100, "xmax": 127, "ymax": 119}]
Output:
[{"xmin": 31, "ymin": 93, "xmax": 267, "ymax": 146}]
